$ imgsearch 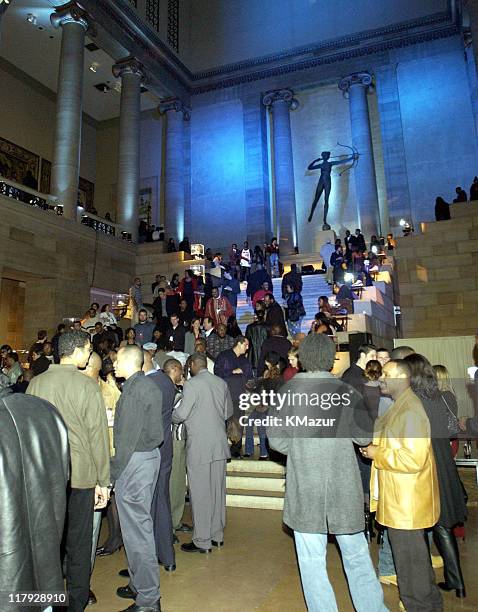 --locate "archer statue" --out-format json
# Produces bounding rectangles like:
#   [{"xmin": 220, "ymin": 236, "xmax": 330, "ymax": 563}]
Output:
[{"xmin": 307, "ymin": 148, "xmax": 359, "ymax": 230}]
